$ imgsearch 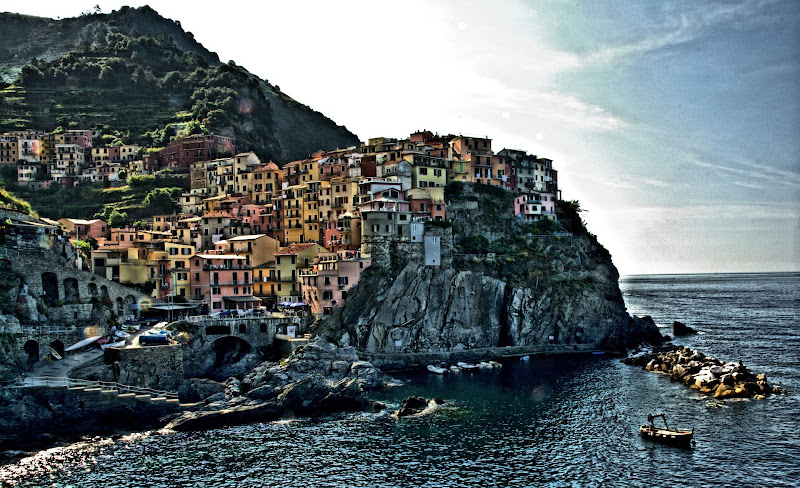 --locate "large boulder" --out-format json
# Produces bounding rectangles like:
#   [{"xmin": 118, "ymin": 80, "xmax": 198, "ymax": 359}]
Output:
[
  {"xmin": 243, "ymin": 337, "xmax": 381, "ymax": 393},
  {"xmin": 166, "ymin": 401, "xmax": 282, "ymax": 432}
]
